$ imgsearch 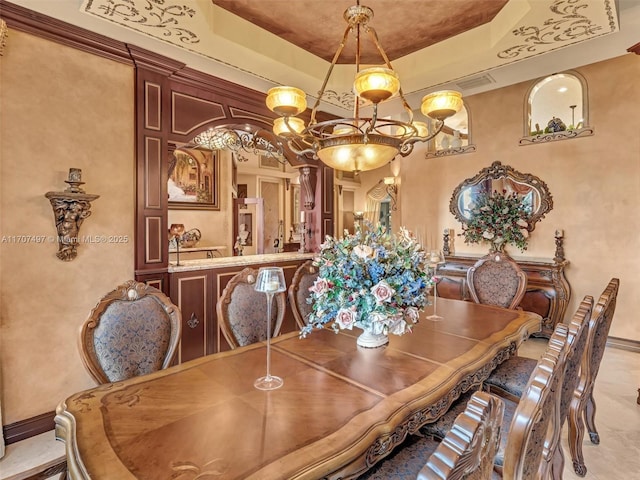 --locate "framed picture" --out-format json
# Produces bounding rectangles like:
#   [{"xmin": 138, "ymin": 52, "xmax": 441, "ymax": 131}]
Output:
[
  {"xmin": 168, "ymin": 148, "xmax": 219, "ymax": 210},
  {"xmin": 259, "ymin": 154, "xmax": 284, "ymax": 171}
]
